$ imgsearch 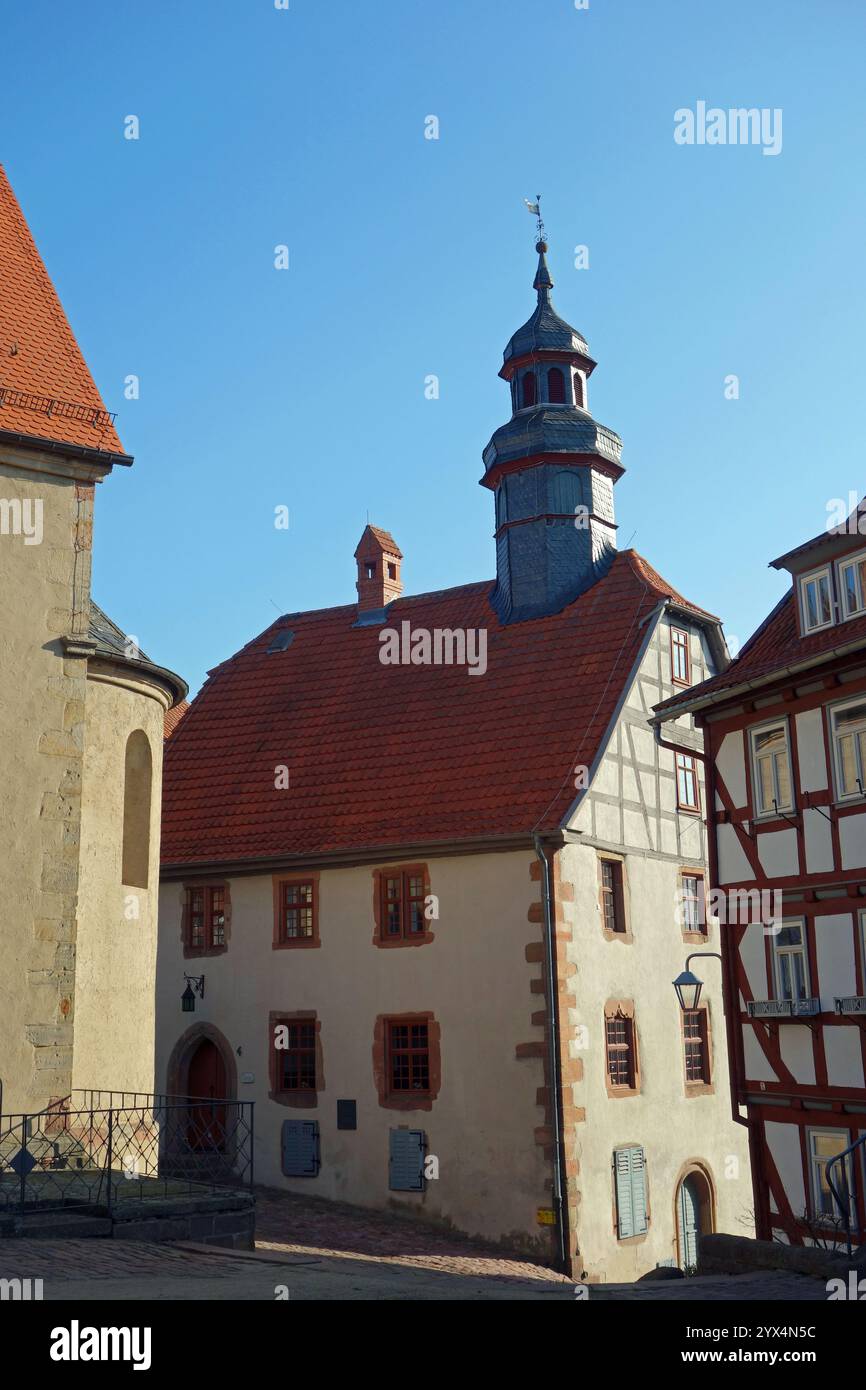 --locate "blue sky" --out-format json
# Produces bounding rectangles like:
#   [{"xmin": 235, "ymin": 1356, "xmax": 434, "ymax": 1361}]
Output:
[{"xmin": 4, "ymin": 0, "xmax": 865, "ymax": 693}]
